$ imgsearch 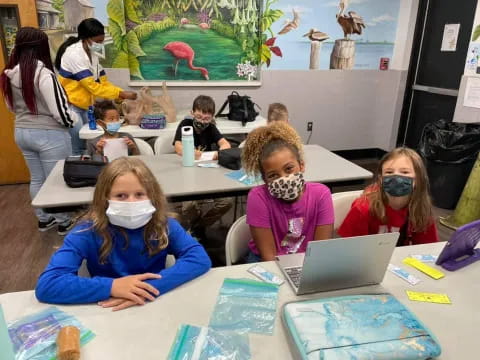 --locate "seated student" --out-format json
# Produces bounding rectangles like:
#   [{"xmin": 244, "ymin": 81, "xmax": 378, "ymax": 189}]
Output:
[
  {"xmin": 239, "ymin": 102, "xmax": 289, "ymax": 148},
  {"xmin": 86, "ymin": 100, "xmax": 139, "ymax": 156},
  {"xmin": 243, "ymin": 122, "xmax": 334, "ymax": 262},
  {"xmin": 338, "ymin": 147, "xmax": 439, "ymax": 245},
  {"xmin": 267, "ymin": 102, "xmax": 289, "ymax": 123},
  {"xmin": 173, "ymin": 95, "xmax": 230, "ymax": 159},
  {"xmin": 35, "ymin": 157, "xmax": 211, "ymax": 310},
  {"xmin": 173, "ymin": 95, "xmax": 232, "ymax": 236}
]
